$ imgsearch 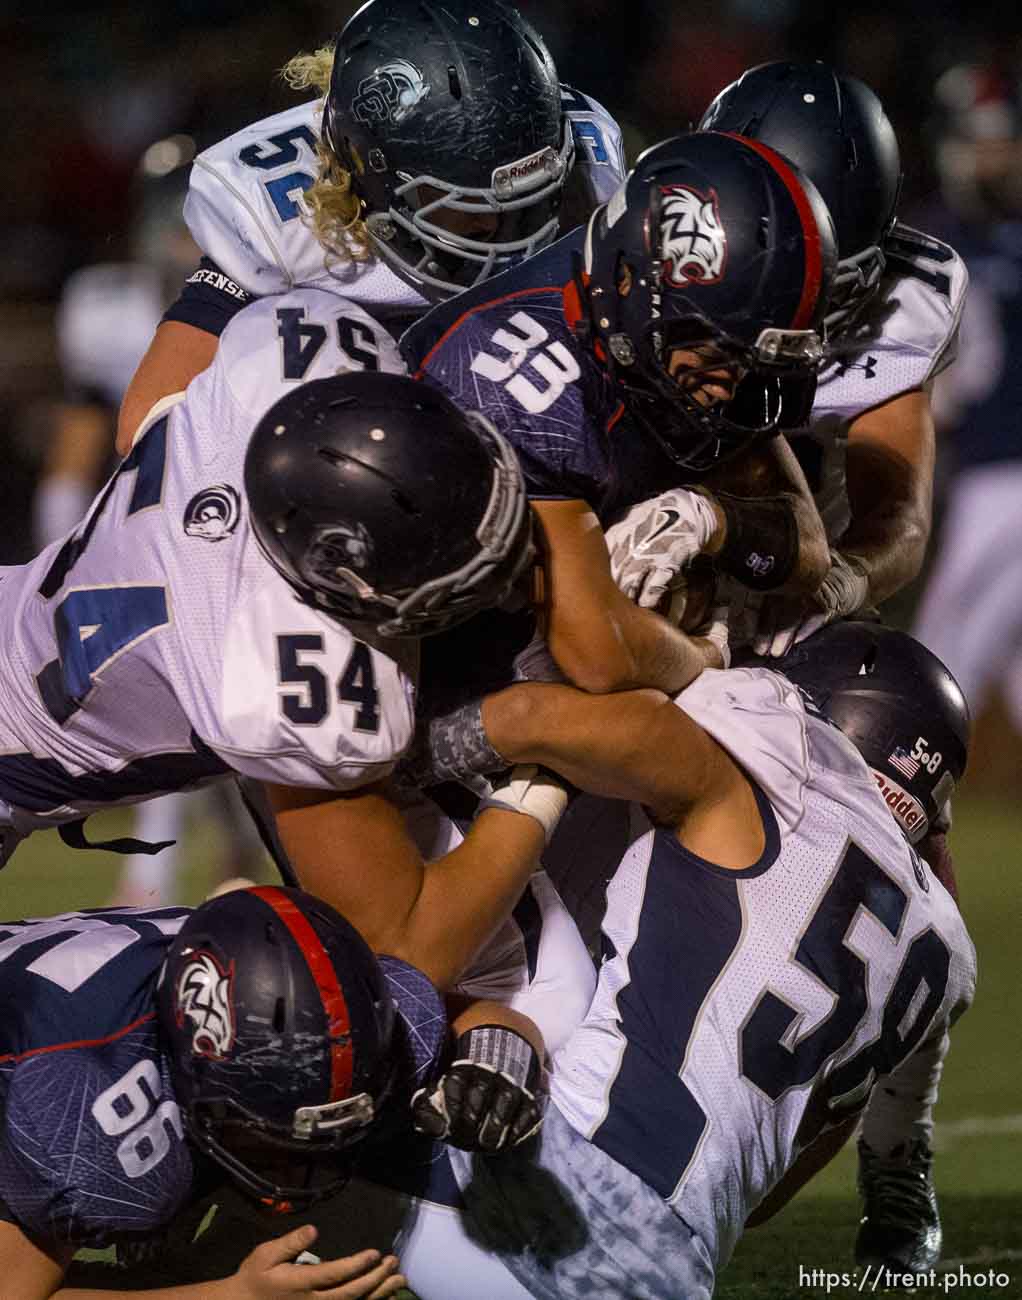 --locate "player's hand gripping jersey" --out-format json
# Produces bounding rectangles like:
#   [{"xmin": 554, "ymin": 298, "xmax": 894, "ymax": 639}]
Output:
[
  {"xmin": 0, "ymin": 290, "xmax": 415, "ymax": 839},
  {"xmin": 798, "ymin": 224, "xmax": 968, "ymax": 536},
  {"xmin": 182, "ymin": 87, "xmax": 624, "ymax": 323},
  {"xmin": 541, "ymin": 667, "xmax": 975, "ymax": 1289}
]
